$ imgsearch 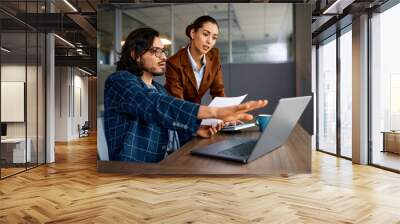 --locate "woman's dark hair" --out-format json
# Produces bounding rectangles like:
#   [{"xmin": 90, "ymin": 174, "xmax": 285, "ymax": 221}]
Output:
[
  {"xmin": 185, "ymin": 15, "xmax": 219, "ymax": 39},
  {"xmin": 116, "ymin": 27, "xmax": 159, "ymax": 76}
]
